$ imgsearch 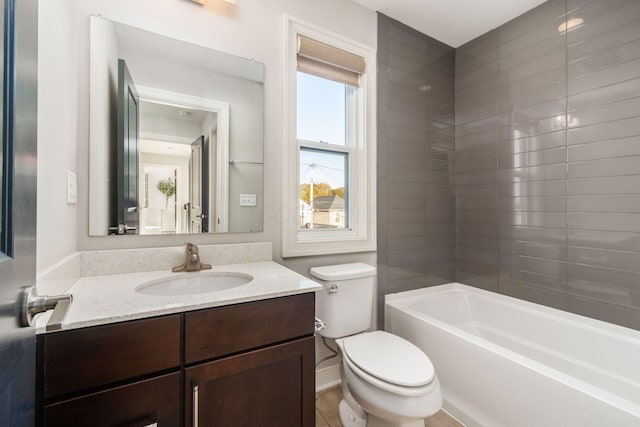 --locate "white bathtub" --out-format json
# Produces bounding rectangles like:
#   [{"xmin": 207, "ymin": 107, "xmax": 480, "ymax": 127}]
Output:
[{"xmin": 385, "ymin": 283, "xmax": 640, "ymax": 427}]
